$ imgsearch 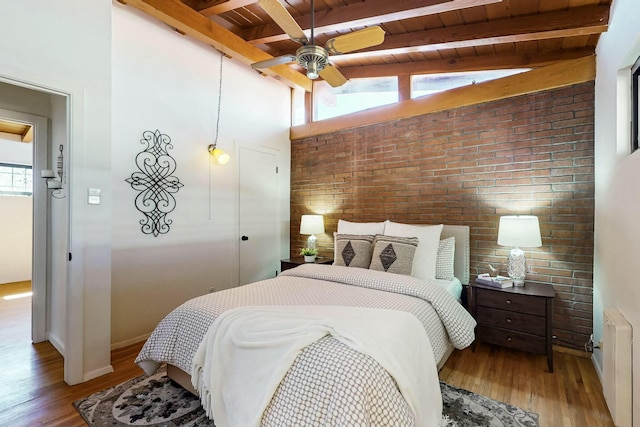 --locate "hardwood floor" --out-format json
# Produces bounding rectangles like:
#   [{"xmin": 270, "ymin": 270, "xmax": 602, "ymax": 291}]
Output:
[{"xmin": 0, "ymin": 282, "xmax": 614, "ymax": 427}]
